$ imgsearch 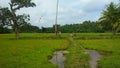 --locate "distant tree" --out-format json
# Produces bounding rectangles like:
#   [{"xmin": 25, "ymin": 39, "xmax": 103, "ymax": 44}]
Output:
[
  {"xmin": 40, "ymin": 21, "xmax": 103, "ymax": 33},
  {"xmin": 99, "ymin": 2, "xmax": 120, "ymax": 35},
  {"xmin": 9, "ymin": 0, "xmax": 36, "ymax": 39},
  {"xmin": 19, "ymin": 23, "xmax": 40, "ymax": 33},
  {"xmin": 79, "ymin": 21, "xmax": 103, "ymax": 33},
  {"xmin": 41, "ymin": 27, "xmax": 46, "ymax": 33},
  {"xmin": 0, "ymin": 25, "xmax": 12, "ymax": 33}
]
